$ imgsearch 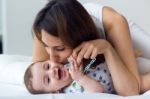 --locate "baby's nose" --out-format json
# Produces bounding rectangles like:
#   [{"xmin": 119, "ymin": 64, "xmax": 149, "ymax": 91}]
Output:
[
  {"xmin": 51, "ymin": 61, "xmax": 64, "ymax": 69},
  {"xmin": 50, "ymin": 67, "xmax": 59, "ymax": 79}
]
